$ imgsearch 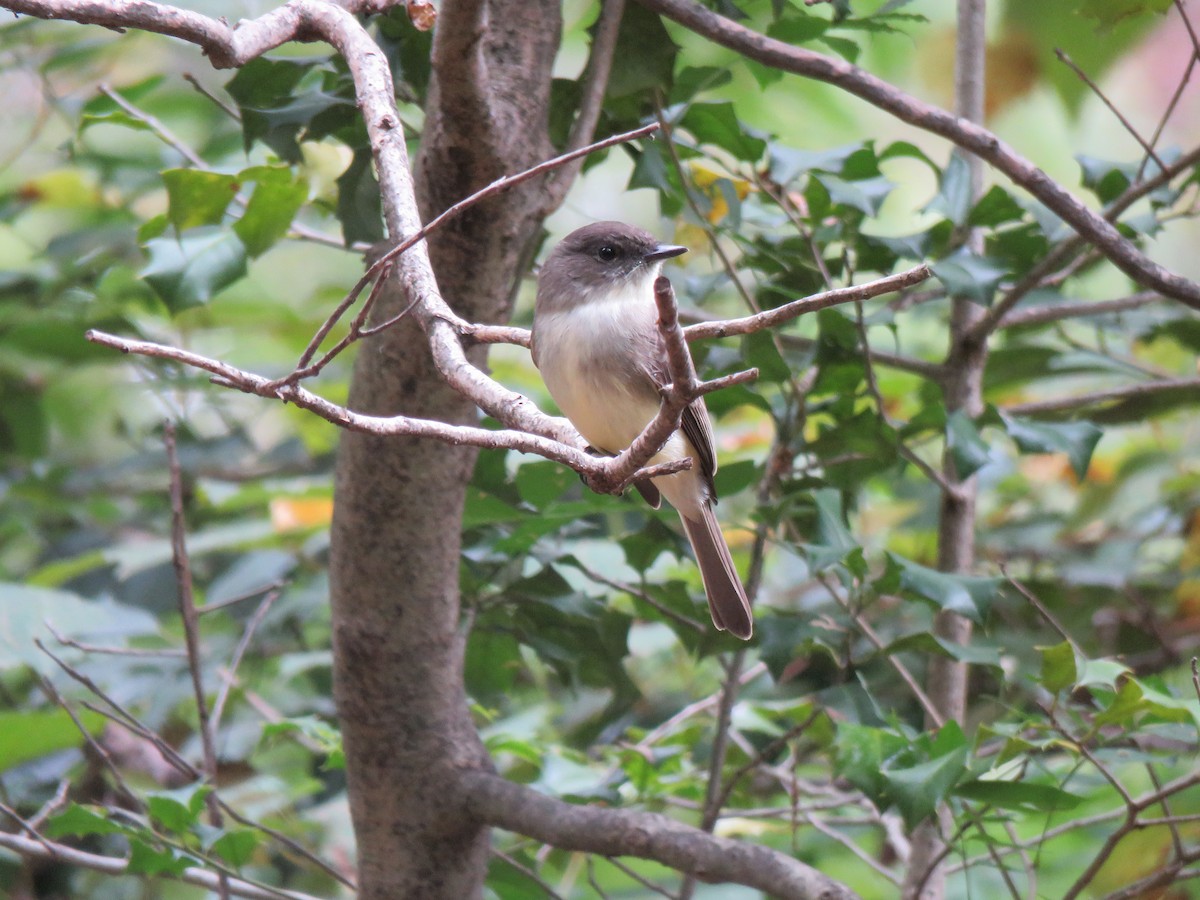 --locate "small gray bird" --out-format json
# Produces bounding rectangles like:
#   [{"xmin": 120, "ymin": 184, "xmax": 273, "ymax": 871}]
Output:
[{"xmin": 531, "ymin": 221, "xmax": 753, "ymax": 640}]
